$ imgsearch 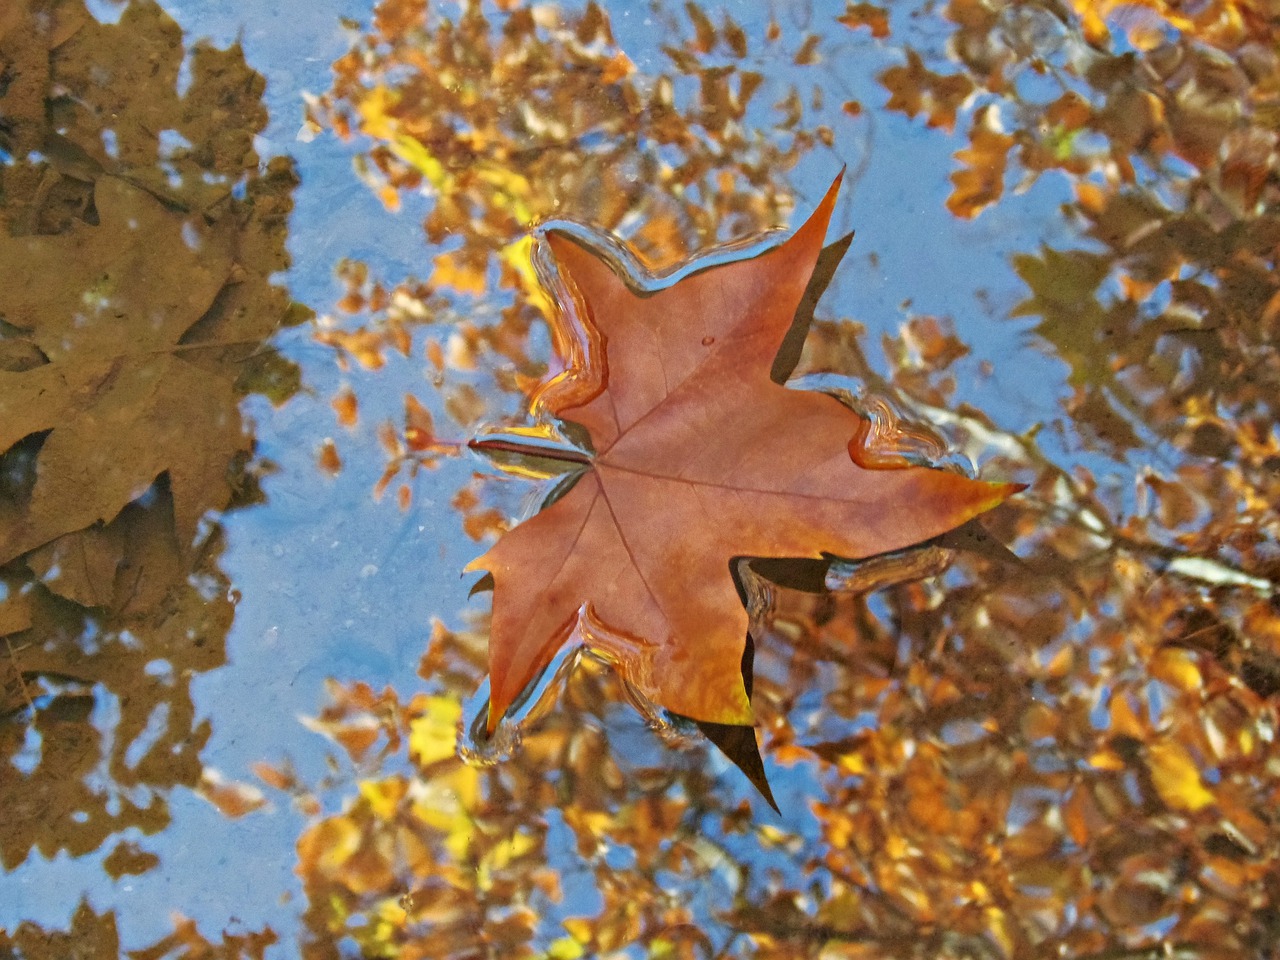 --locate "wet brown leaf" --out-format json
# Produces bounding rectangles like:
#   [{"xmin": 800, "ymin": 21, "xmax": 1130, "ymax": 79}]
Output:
[
  {"xmin": 0, "ymin": 0, "xmax": 295, "ymax": 884},
  {"xmin": 0, "ymin": 1, "xmax": 299, "ymax": 564},
  {"xmin": 467, "ymin": 175, "xmax": 1019, "ymax": 734}
]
